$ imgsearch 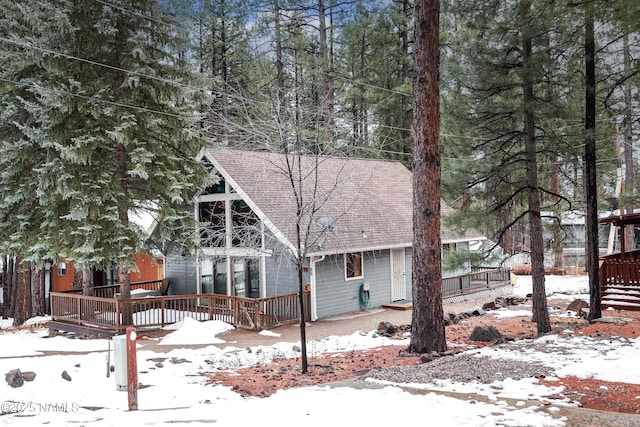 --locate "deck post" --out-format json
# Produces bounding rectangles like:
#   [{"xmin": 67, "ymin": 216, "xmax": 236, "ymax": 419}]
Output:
[
  {"xmin": 115, "ymin": 300, "xmax": 121, "ymax": 332},
  {"xmin": 161, "ymin": 297, "xmax": 165, "ymax": 327},
  {"xmin": 254, "ymin": 300, "xmax": 261, "ymax": 330}
]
